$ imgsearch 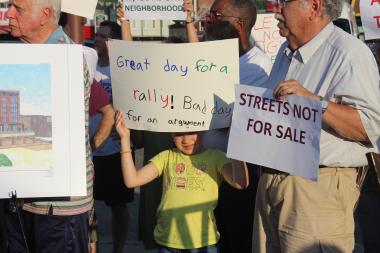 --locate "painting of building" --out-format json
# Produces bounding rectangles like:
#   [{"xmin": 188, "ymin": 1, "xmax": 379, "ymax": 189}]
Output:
[
  {"xmin": 0, "ymin": 89, "xmax": 52, "ymax": 148},
  {"xmin": 0, "ymin": 64, "xmax": 52, "ymax": 169}
]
